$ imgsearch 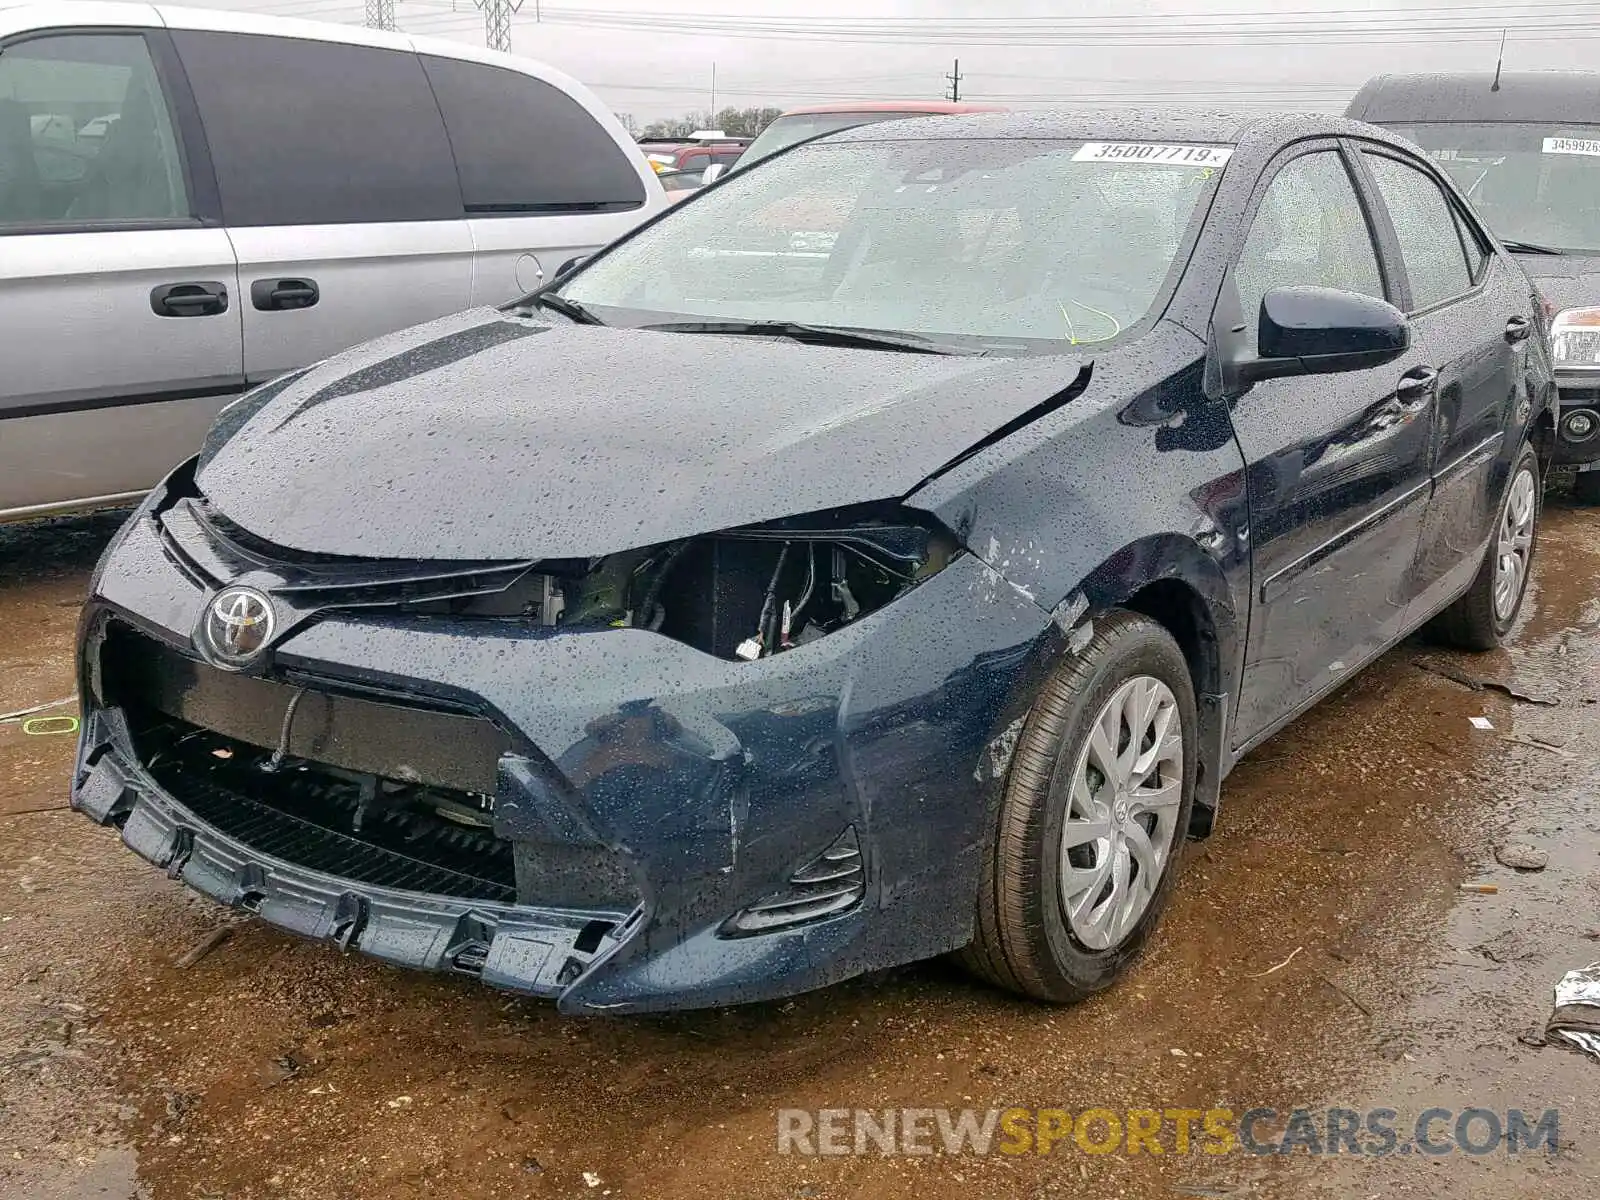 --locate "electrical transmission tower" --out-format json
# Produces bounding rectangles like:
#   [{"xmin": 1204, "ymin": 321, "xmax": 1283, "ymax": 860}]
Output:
[
  {"xmin": 475, "ymin": 0, "xmax": 526, "ymax": 51},
  {"xmin": 365, "ymin": 0, "xmax": 396, "ymax": 31}
]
